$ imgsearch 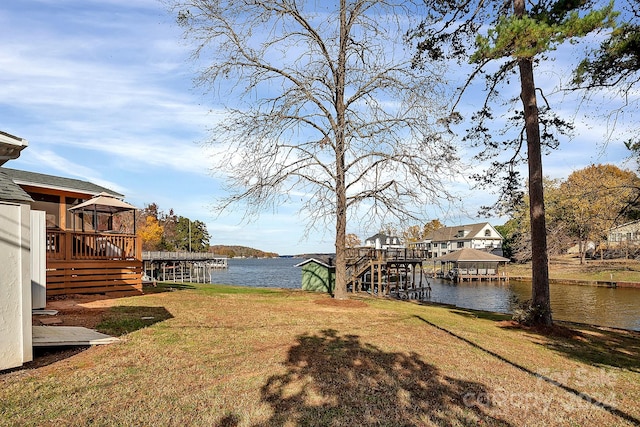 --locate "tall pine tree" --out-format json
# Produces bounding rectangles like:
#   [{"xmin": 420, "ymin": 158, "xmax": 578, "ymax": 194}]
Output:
[{"xmin": 412, "ymin": 0, "xmax": 616, "ymax": 326}]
